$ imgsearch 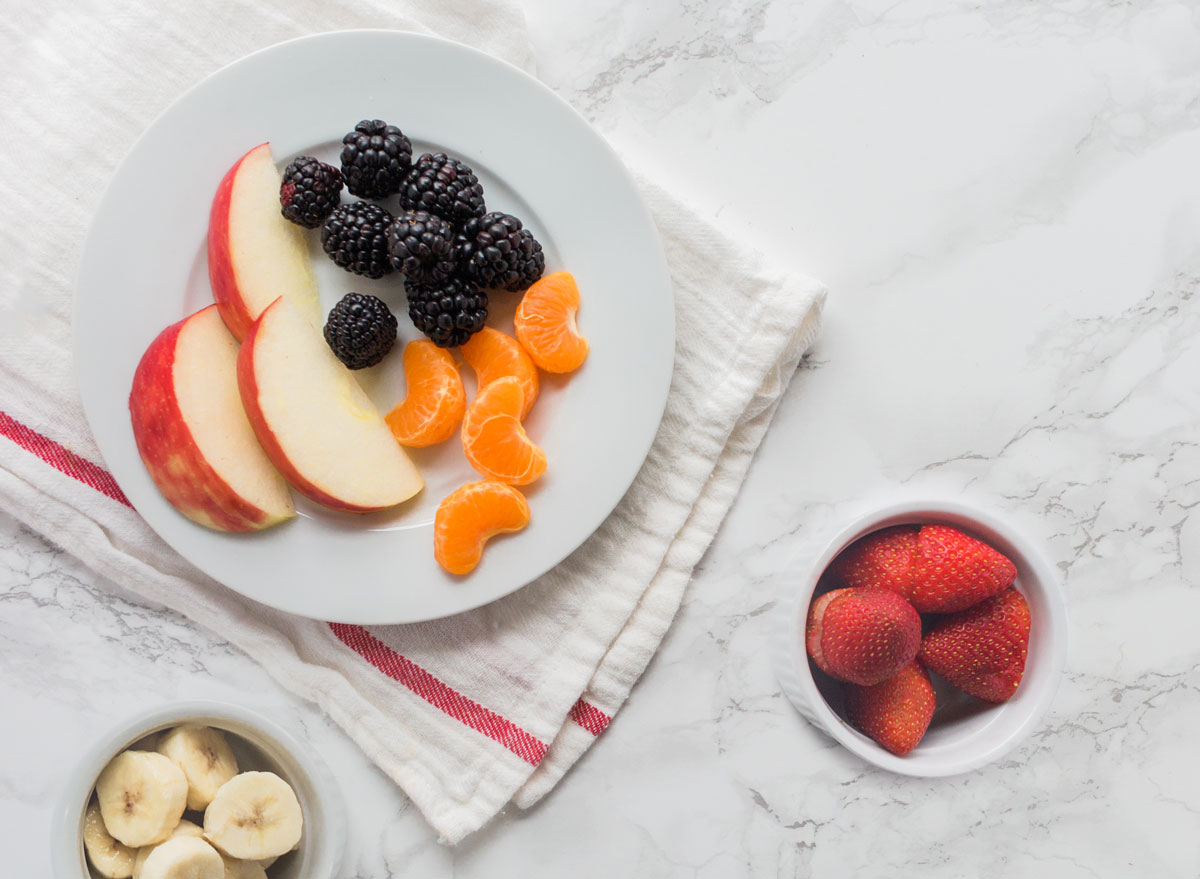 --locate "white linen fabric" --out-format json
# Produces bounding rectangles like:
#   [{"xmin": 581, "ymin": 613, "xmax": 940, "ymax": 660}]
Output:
[{"xmin": 0, "ymin": 0, "xmax": 824, "ymax": 842}]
